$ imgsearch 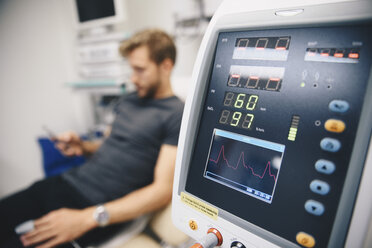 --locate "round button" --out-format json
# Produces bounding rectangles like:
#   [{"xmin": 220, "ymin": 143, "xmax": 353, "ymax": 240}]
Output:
[
  {"xmin": 231, "ymin": 241, "xmax": 246, "ymax": 248},
  {"xmin": 305, "ymin": 200, "xmax": 325, "ymax": 216},
  {"xmin": 315, "ymin": 159, "xmax": 335, "ymax": 175},
  {"xmin": 320, "ymin": 138, "xmax": 341, "ymax": 152},
  {"xmin": 310, "ymin": 180, "xmax": 330, "ymax": 195},
  {"xmin": 329, "ymin": 100, "xmax": 349, "ymax": 113},
  {"xmin": 324, "ymin": 119, "xmax": 346, "ymax": 133},
  {"xmin": 296, "ymin": 232, "xmax": 316, "ymax": 247}
]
